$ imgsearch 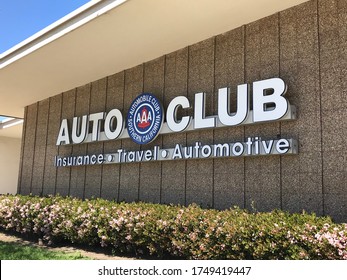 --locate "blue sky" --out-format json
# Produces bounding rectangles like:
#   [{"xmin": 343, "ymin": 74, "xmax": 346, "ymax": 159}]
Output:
[{"xmin": 0, "ymin": 0, "xmax": 91, "ymax": 53}]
